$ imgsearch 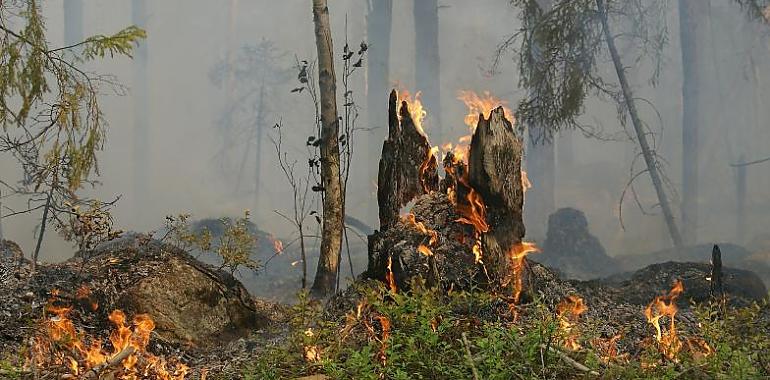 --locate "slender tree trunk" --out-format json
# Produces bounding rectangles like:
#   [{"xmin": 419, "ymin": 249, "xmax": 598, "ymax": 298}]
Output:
[
  {"xmin": 413, "ymin": 0, "xmax": 442, "ymax": 141},
  {"xmin": 254, "ymin": 82, "xmax": 265, "ymax": 211},
  {"xmin": 310, "ymin": 0, "xmax": 344, "ymax": 297},
  {"xmin": 366, "ymin": 0, "xmax": 393, "ymax": 223},
  {"xmin": 678, "ymin": 0, "xmax": 706, "ymax": 245},
  {"xmin": 524, "ymin": 0, "xmax": 556, "ymax": 242},
  {"xmin": 597, "ymin": 0, "xmax": 683, "ymax": 249},
  {"xmin": 524, "ymin": 134, "xmax": 555, "ymax": 241},
  {"xmin": 32, "ymin": 184, "xmax": 54, "ymax": 271},
  {"xmin": 736, "ymin": 154, "xmax": 746, "ymax": 243},
  {"xmin": 132, "ymin": 0, "xmax": 149, "ymax": 221},
  {"xmin": 63, "ymin": 0, "xmax": 83, "ymax": 46}
]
